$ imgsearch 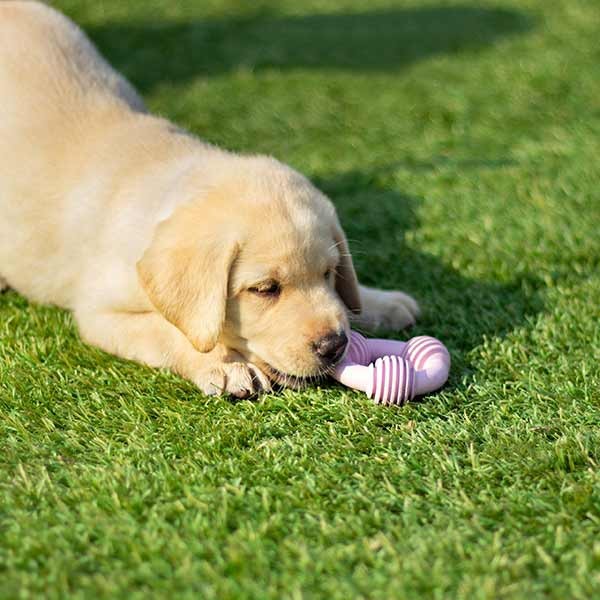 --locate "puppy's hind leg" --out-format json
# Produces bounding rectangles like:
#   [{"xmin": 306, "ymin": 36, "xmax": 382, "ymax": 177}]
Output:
[
  {"xmin": 0, "ymin": 275, "xmax": 8, "ymax": 293},
  {"xmin": 74, "ymin": 310, "xmax": 271, "ymax": 398}
]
